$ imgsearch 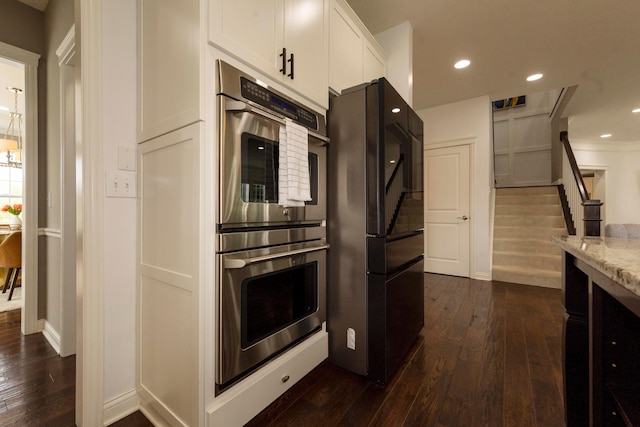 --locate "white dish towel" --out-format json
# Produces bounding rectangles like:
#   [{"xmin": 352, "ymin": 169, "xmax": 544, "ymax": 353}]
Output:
[{"xmin": 278, "ymin": 119, "xmax": 311, "ymax": 207}]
